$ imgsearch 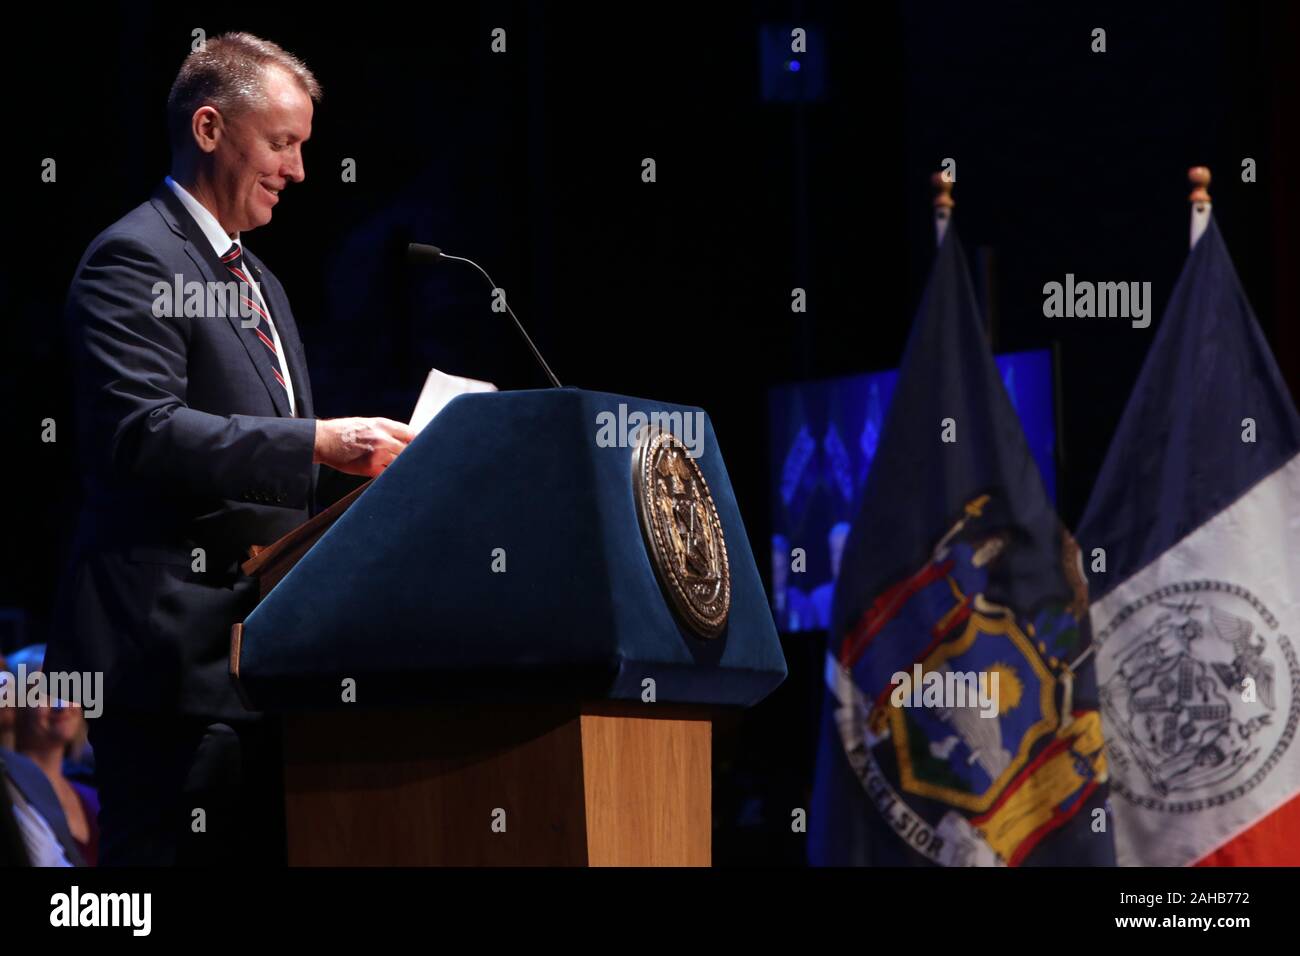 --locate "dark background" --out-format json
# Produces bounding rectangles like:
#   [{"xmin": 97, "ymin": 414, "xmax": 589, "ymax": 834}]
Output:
[{"xmin": 3, "ymin": 0, "xmax": 1297, "ymax": 865}]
